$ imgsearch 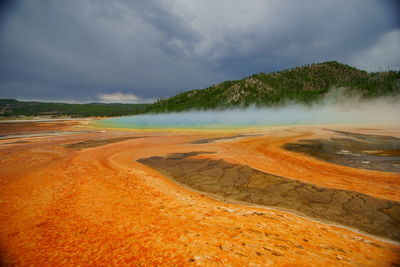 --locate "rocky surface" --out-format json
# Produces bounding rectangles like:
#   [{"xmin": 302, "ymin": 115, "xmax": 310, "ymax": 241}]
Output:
[
  {"xmin": 284, "ymin": 129, "xmax": 400, "ymax": 173},
  {"xmin": 138, "ymin": 152, "xmax": 400, "ymax": 241},
  {"xmin": 64, "ymin": 136, "xmax": 143, "ymax": 150}
]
